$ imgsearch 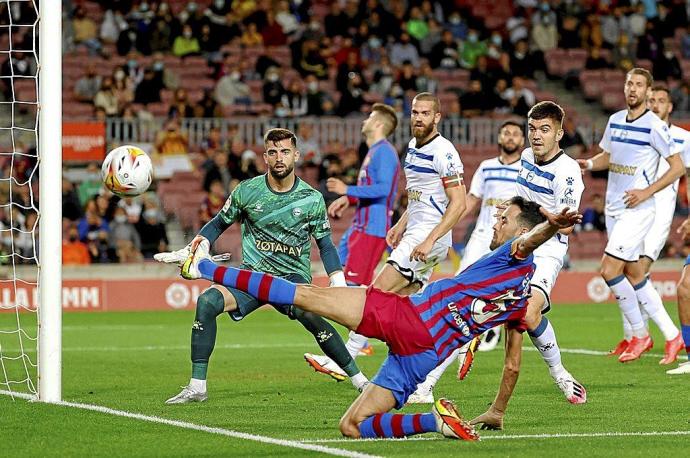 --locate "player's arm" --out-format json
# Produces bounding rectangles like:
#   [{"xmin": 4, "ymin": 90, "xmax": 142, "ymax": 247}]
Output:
[
  {"xmin": 511, "ymin": 207, "xmax": 582, "ymax": 259},
  {"xmin": 327, "ymin": 147, "xmax": 399, "ymax": 198},
  {"xmin": 463, "ymin": 166, "xmax": 483, "ymax": 218},
  {"xmin": 311, "ymin": 195, "xmax": 346, "ymax": 286},
  {"xmin": 577, "ymin": 150, "xmax": 610, "ymax": 172},
  {"xmin": 386, "ymin": 209, "xmax": 408, "ymax": 249},
  {"xmin": 677, "ymin": 162, "xmax": 690, "ymax": 238}
]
